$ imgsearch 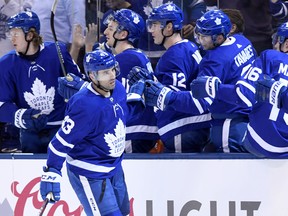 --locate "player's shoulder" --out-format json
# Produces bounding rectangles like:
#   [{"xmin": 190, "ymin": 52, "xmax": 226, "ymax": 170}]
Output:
[
  {"xmin": 259, "ymin": 49, "xmax": 286, "ymax": 60},
  {"xmin": 0, "ymin": 50, "xmax": 18, "ymax": 67}
]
